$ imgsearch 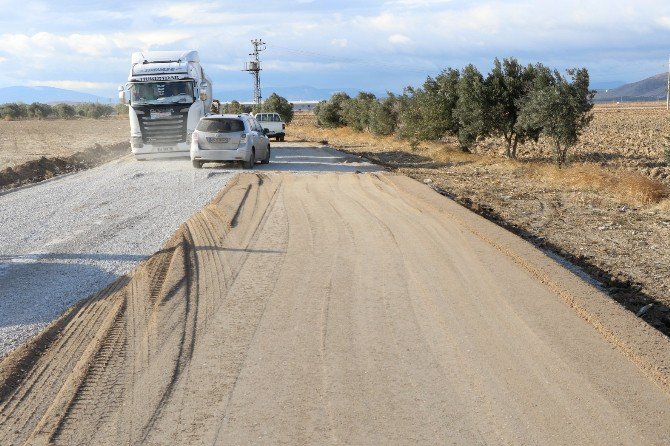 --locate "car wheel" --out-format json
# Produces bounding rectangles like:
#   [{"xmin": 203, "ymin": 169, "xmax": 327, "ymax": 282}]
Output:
[
  {"xmin": 192, "ymin": 160, "xmax": 202, "ymax": 169},
  {"xmin": 261, "ymin": 145, "xmax": 271, "ymax": 164},
  {"xmin": 242, "ymin": 149, "xmax": 255, "ymax": 169}
]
